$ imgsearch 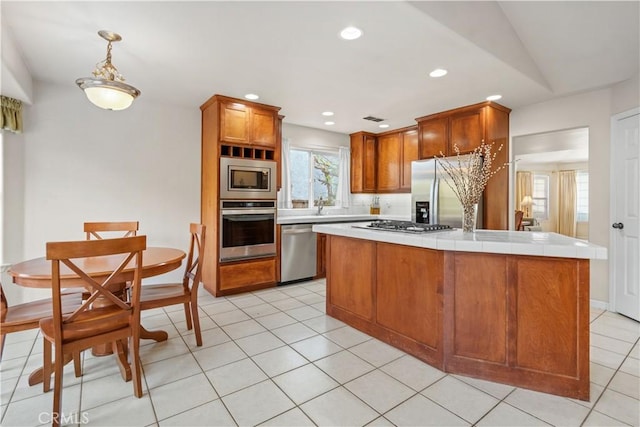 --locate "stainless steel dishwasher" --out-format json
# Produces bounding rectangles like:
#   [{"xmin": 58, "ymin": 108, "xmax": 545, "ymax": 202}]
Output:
[{"xmin": 280, "ymin": 224, "xmax": 317, "ymax": 283}]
